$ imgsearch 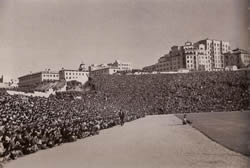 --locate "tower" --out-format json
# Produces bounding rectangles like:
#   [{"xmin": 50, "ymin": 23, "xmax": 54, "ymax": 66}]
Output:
[{"xmin": 79, "ymin": 63, "xmax": 87, "ymax": 71}]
